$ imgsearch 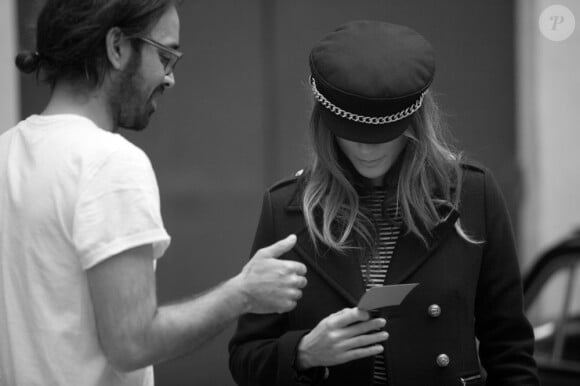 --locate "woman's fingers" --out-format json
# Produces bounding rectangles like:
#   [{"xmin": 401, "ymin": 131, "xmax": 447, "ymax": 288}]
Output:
[
  {"xmin": 339, "ymin": 330, "xmax": 389, "ymax": 351},
  {"xmin": 342, "ymin": 317, "xmax": 387, "ymax": 338},
  {"xmin": 326, "ymin": 308, "xmax": 371, "ymax": 328},
  {"xmin": 335, "ymin": 344, "xmax": 386, "ymax": 365}
]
